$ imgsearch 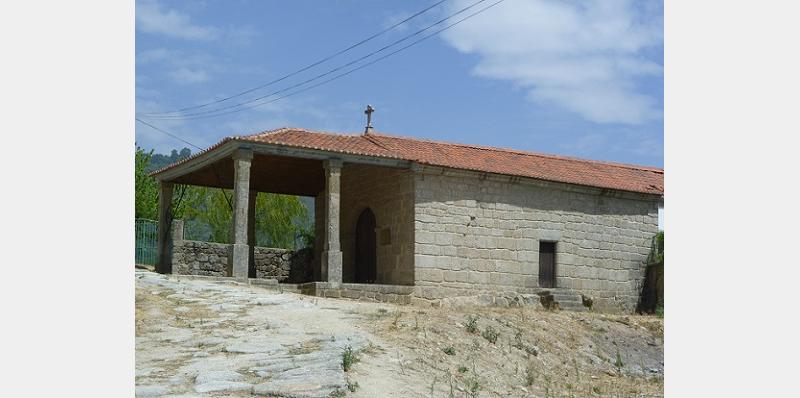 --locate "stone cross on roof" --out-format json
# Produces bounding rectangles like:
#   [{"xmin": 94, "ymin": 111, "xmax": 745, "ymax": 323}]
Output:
[{"xmin": 364, "ymin": 105, "xmax": 375, "ymax": 134}]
